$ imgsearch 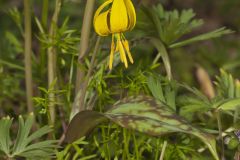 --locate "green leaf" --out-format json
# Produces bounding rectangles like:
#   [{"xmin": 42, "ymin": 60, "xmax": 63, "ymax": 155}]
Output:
[
  {"xmin": 35, "ymin": 17, "xmax": 45, "ymax": 34},
  {"xmin": 0, "ymin": 117, "xmax": 12, "ymax": 156},
  {"xmin": 179, "ymin": 83, "xmax": 210, "ymax": 103},
  {"xmin": 164, "ymin": 83, "xmax": 176, "ymax": 110},
  {"xmin": 13, "ymin": 114, "xmax": 34, "ymax": 154},
  {"xmin": 169, "ymin": 27, "xmax": 233, "ymax": 48},
  {"xmin": 105, "ymin": 96, "xmax": 185, "ymax": 135},
  {"xmin": 140, "ymin": 4, "xmax": 203, "ymax": 44},
  {"xmin": 5, "ymin": 31, "xmax": 23, "ymax": 52},
  {"xmin": 150, "ymin": 38, "xmax": 172, "ymax": 80},
  {"xmin": 147, "ymin": 76, "xmax": 165, "ymax": 102},
  {"xmin": 25, "ymin": 126, "xmax": 53, "ymax": 144},
  {"xmin": 215, "ymin": 98, "xmax": 240, "ymax": 111},
  {"xmin": 0, "ymin": 113, "xmax": 58, "ymax": 159},
  {"xmin": 147, "ymin": 75, "xmax": 176, "ymax": 110},
  {"xmin": 65, "ymin": 111, "xmax": 108, "ymax": 143},
  {"xmin": 79, "ymin": 154, "xmax": 97, "ymax": 160},
  {"xmin": 0, "ymin": 59, "xmax": 24, "ymax": 71},
  {"xmin": 215, "ymin": 69, "xmax": 237, "ymax": 98},
  {"xmin": 66, "ymin": 96, "xmax": 219, "ymax": 160}
]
